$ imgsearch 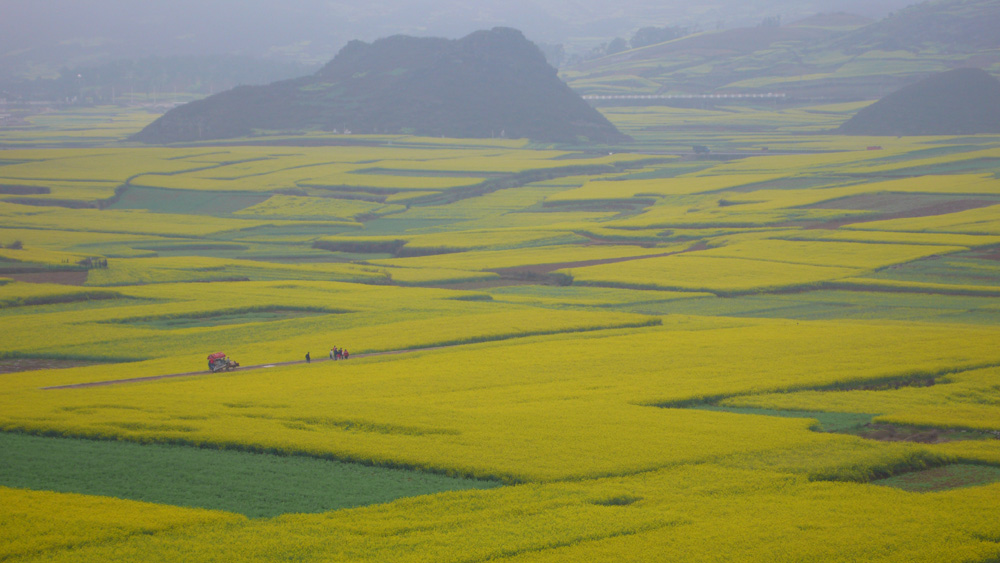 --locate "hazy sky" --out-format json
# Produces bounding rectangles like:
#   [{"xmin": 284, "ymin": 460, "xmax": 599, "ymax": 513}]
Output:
[{"xmin": 2, "ymin": 0, "xmax": 922, "ymax": 74}]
